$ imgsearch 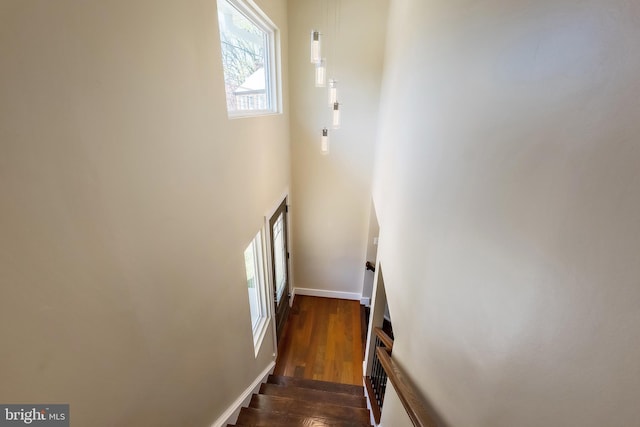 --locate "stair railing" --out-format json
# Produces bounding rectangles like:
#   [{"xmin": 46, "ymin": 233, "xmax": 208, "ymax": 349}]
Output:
[
  {"xmin": 375, "ymin": 347, "xmax": 436, "ymax": 427},
  {"xmin": 364, "ymin": 327, "xmax": 393, "ymax": 423},
  {"xmin": 365, "ymin": 327, "xmax": 436, "ymax": 427}
]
